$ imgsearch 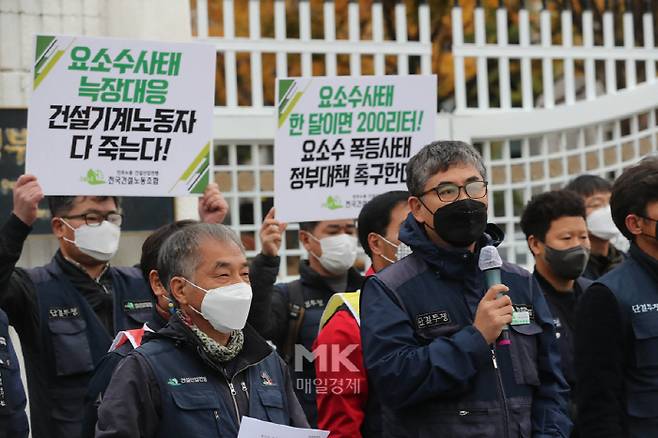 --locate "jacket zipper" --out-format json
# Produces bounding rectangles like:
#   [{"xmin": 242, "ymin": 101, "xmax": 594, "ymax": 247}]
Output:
[
  {"xmin": 225, "ymin": 378, "xmax": 241, "ymax": 424},
  {"xmin": 491, "ymin": 346, "xmax": 511, "ymax": 438},
  {"xmin": 195, "ymin": 345, "xmax": 270, "ymax": 427},
  {"xmin": 458, "ymin": 409, "xmax": 488, "ymax": 416},
  {"xmin": 223, "ymin": 359, "xmax": 266, "ymax": 426},
  {"xmin": 213, "ymin": 410, "xmax": 221, "ymax": 433}
]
